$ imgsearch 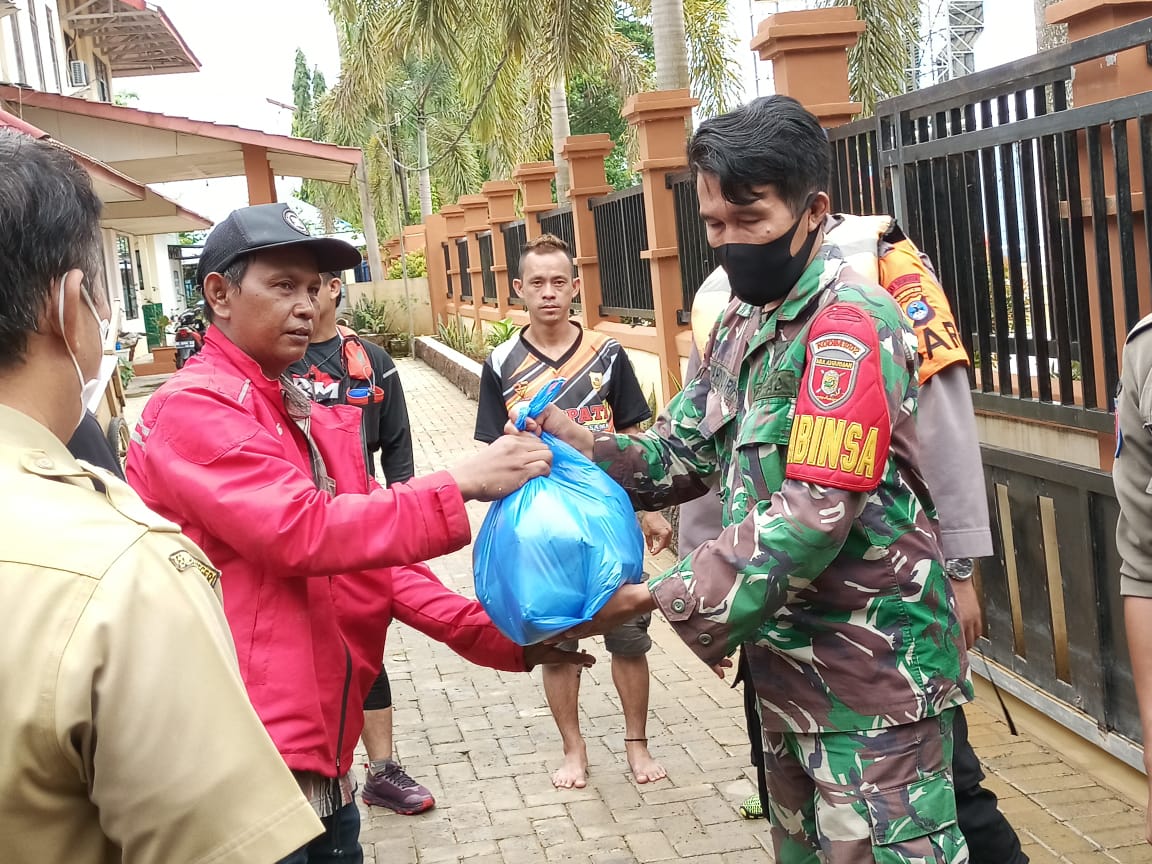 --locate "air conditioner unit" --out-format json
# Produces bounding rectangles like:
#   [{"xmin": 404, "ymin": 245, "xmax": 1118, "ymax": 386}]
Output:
[{"xmin": 69, "ymin": 60, "xmax": 89, "ymax": 88}]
